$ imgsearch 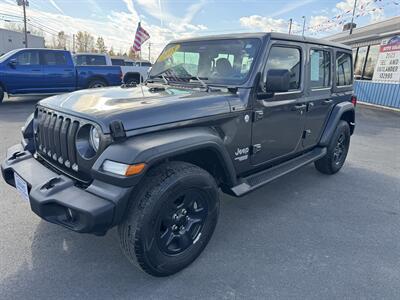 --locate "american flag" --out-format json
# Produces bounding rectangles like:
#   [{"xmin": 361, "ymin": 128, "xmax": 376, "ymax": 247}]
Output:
[{"xmin": 132, "ymin": 22, "xmax": 150, "ymax": 52}]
